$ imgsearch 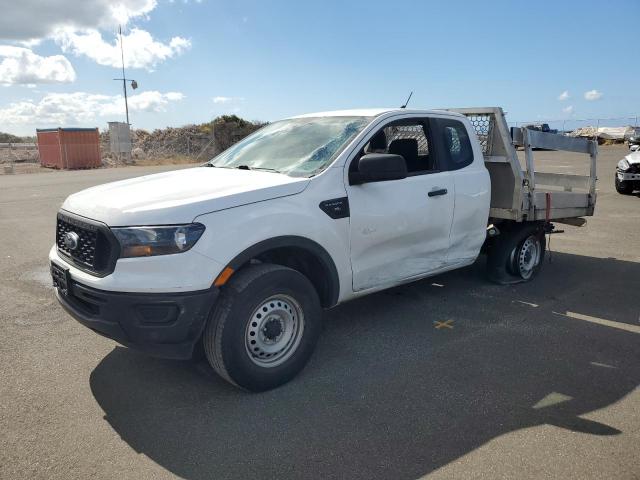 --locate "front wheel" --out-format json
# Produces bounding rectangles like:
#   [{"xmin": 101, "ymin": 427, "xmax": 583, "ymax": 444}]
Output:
[
  {"xmin": 203, "ymin": 263, "xmax": 322, "ymax": 392},
  {"xmin": 615, "ymin": 174, "xmax": 634, "ymax": 195}
]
